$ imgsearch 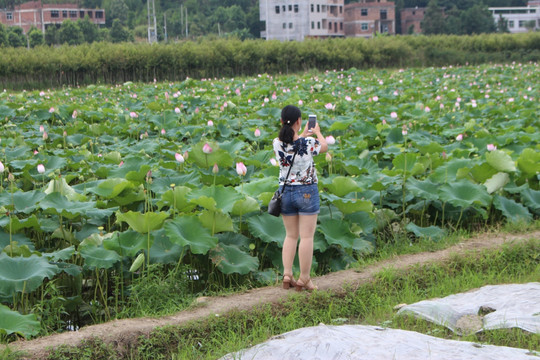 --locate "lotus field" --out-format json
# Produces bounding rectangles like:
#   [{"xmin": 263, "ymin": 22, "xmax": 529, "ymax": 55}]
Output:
[{"xmin": 0, "ymin": 63, "xmax": 539, "ymax": 339}]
